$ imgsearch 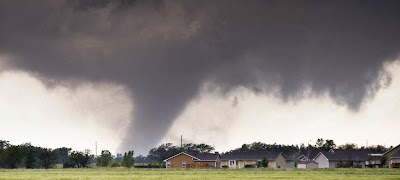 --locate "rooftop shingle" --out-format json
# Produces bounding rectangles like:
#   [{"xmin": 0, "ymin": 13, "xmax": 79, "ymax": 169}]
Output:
[
  {"xmin": 221, "ymin": 150, "xmax": 284, "ymax": 161},
  {"xmin": 186, "ymin": 152, "xmax": 220, "ymax": 161},
  {"xmin": 287, "ymin": 149, "xmax": 323, "ymax": 161},
  {"xmin": 323, "ymin": 149, "xmax": 372, "ymax": 161}
]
